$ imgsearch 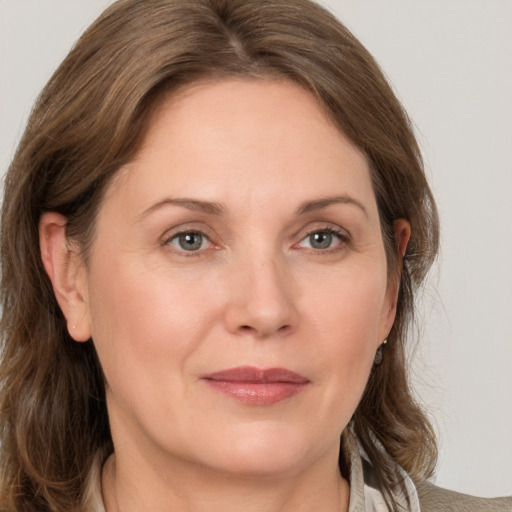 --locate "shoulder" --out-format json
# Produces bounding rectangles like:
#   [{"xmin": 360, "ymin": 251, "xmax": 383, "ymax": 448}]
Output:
[{"xmin": 416, "ymin": 480, "xmax": 512, "ymax": 512}]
